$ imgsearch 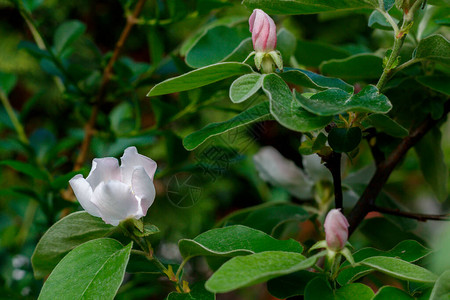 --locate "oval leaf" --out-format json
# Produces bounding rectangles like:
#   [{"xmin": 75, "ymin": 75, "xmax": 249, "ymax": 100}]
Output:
[
  {"xmin": 296, "ymin": 85, "xmax": 392, "ymax": 116},
  {"xmin": 205, "ymin": 251, "xmax": 318, "ymax": 293},
  {"xmin": 229, "ymin": 73, "xmax": 264, "ymax": 103},
  {"xmin": 320, "ymin": 54, "xmax": 383, "ymax": 81},
  {"xmin": 414, "ymin": 34, "xmax": 450, "ymax": 65},
  {"xmin": 183, "ymin": 101, "xmax": 273, "ymax": 151},
  {"xmin": 279, "ymin": 68, "xmax": 353, "ymax": 93},
  {"xmin": 328, "ymin": 127, "xmax": 362, "ymax": 153},
  {"xmin": 262, "ymin": 73, "xmax": 332, "ymax": 132},
  {"xmin": 31, "ymin": 211, "xmax": 115, "ymax": 278},
  {"xmin": 179, "ymin": 225, "xmax": 302, "ymax": 259},
  {"xmin": 38, "ymin": 238, "xmax": 132, "ymax": 300},
  {"xmin": 361, "ymin": 256, "xmax": 437, "ymax": 283},
  {"xmin": 304, "ymin": 277, "xmax": 374, "ymax": 300},
  {"xmin": 147, "ymin": 62, "xmax": 253, "ymax": 97},
  {"xmin": 373, "ymin": 286, "xmax": 416, "ymax": 300},
  {"xmin": 363, "ymin": 113, "xmax": 408, "ymax": 138},
  {"xmin": 53, "ymin": 20, "xmax": 86, "ymax": 55},
  {"xmin": 430, "ymin": 270, "xmax": 450, "ymax": 300}
]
